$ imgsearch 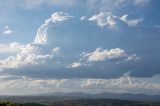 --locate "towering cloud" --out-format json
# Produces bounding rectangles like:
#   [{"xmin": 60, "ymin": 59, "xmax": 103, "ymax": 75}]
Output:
[
  {"xmin": 34, "ymin": 12, "xmax": 73, "ymax": 45},
  {"xmin": 0, "ymin": 11, "xmax": 159, "ymax": 80}
]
